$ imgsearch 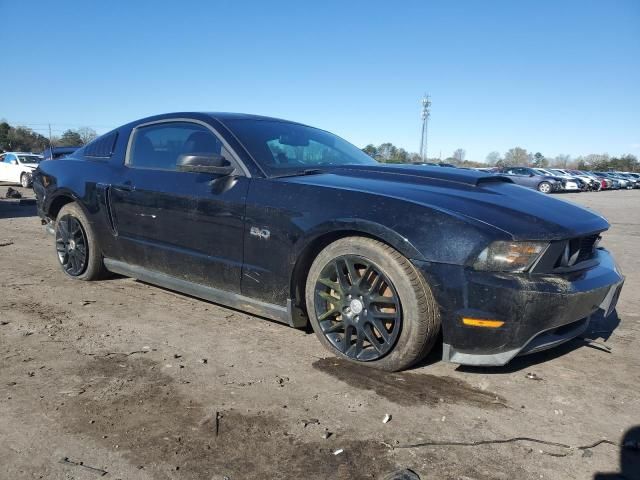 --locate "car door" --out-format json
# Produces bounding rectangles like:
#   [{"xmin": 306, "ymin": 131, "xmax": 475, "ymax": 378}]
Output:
[
  {"xmin": 108, "ymin": 120, "xmax": 250, "ymax": 294},
  {"xmin": 518, "ymin": 168, "xmax": 539, "ymax": 188},
  {"xmin": 502, "ymin": 168, "xmax": 527, "ymax": 187}
]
